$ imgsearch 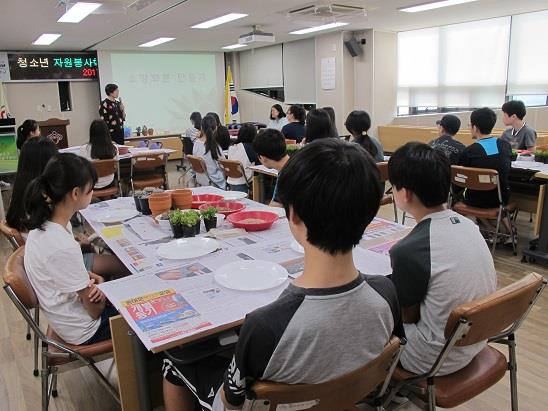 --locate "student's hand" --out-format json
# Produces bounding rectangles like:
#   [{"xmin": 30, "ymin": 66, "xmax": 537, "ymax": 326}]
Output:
[
  {"xmin": 75, "ymin": 233, "xmax": 91, "ymax": 246},
  {"xmin": 87, "ymin": 280, "xmax": 106, "ymax": 304},
  {"xmin": 89, "ymin": 272, "xmax": 105, "ymax": 284}
]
